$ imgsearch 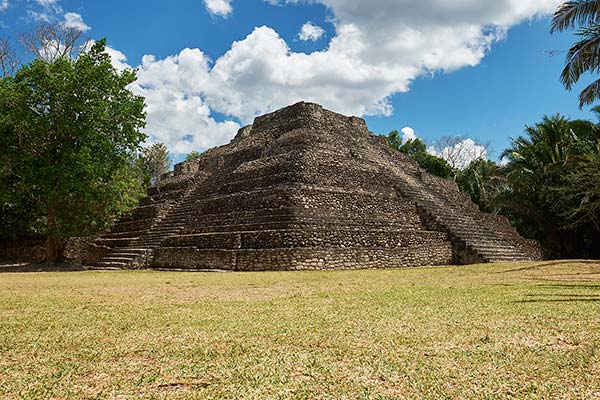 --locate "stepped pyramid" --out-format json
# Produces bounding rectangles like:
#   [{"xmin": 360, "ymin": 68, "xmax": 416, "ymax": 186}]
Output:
[{"xmin": 91, "ymin": 102, "xmax": 542, "ymax": 270}]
